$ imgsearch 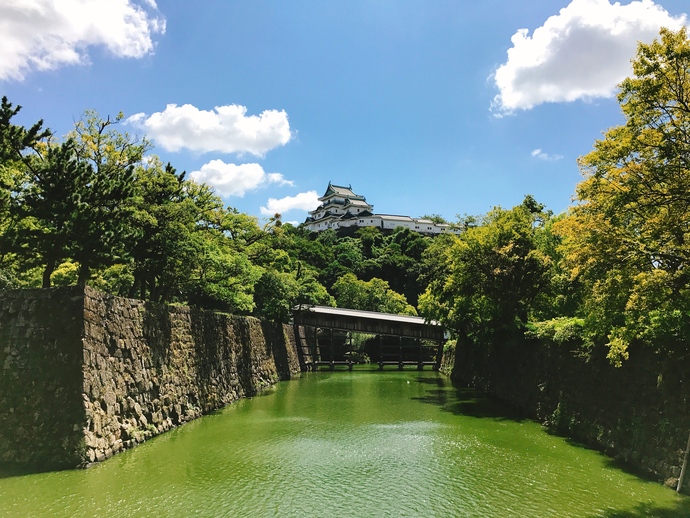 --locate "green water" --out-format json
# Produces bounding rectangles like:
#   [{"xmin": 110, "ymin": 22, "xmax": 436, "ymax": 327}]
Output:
[{"xmin": 1, "ymin": 369, "xmax": 689, "ymax": 517}]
